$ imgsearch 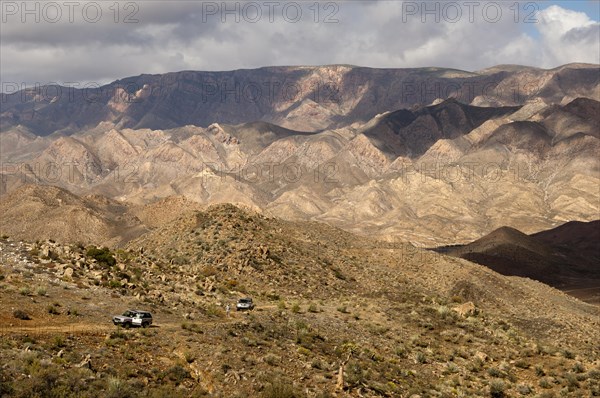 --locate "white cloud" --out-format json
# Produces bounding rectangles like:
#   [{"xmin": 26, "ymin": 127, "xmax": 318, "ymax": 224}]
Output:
[
  {"xmin": 536, "ymin": 5, "xmax": 600, "ymax": 66},
  {"xmin": 0, "ymin": 1, "xmax": 598, "ymax": 86},
  {"xmin": 538, "ymin": 5, "xmax": 595, "ymax": 37}
]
